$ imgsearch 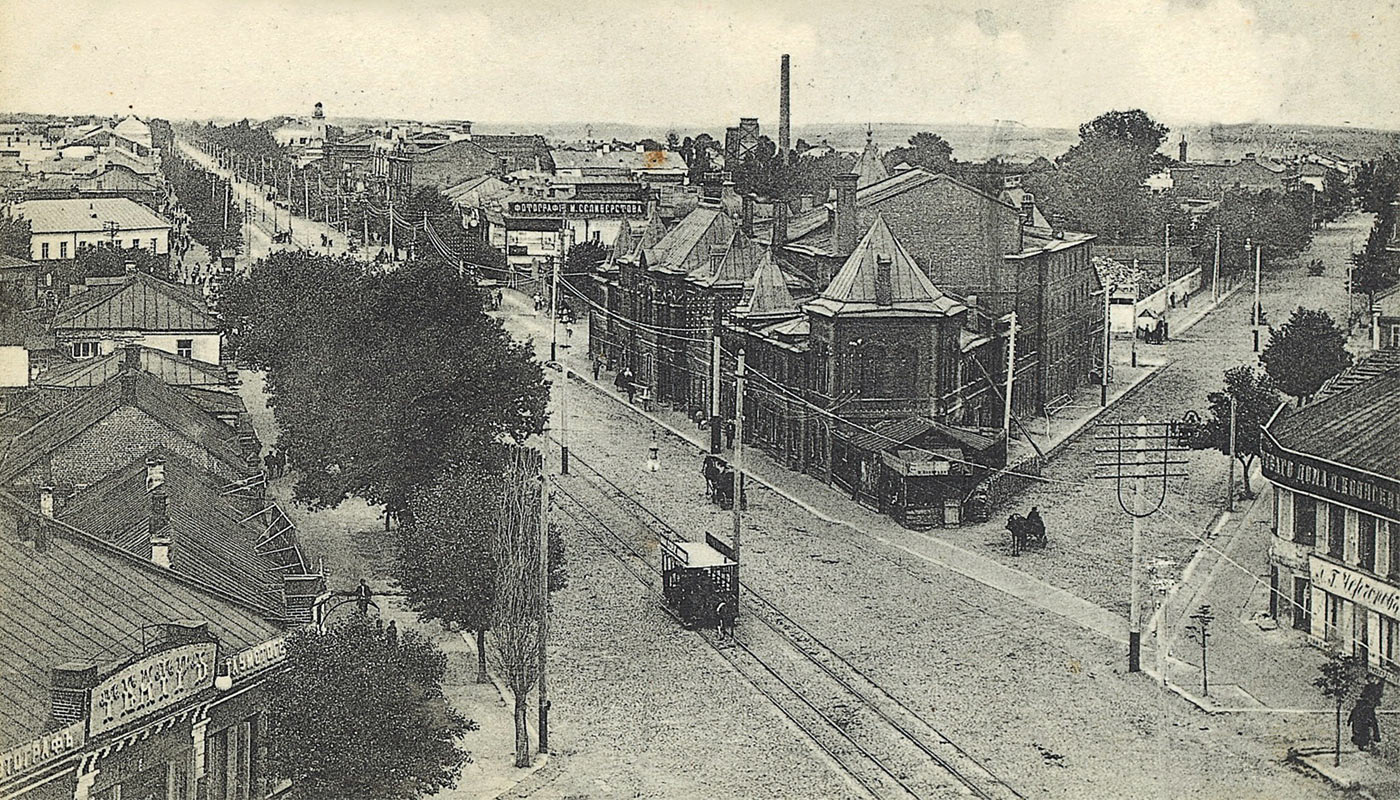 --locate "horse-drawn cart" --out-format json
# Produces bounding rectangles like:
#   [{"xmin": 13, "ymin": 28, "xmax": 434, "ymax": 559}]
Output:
[{"xmin": 661, "ymin": 533, "xmax": 738, "ymax": 629}]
